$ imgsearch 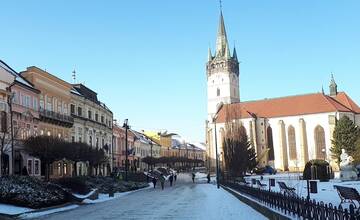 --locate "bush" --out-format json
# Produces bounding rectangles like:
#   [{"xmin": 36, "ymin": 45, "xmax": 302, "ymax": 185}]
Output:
[
  {"xmin": 303, "ymin": 159, "xmax": 333, "ymax": 182},
  {"xmin": 52, "ymin": 177, "xmax": 91, "ymax": 195},
  {"xmin": 0, "ymin": 176, "xmax": 69, "ymax": 209}
]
